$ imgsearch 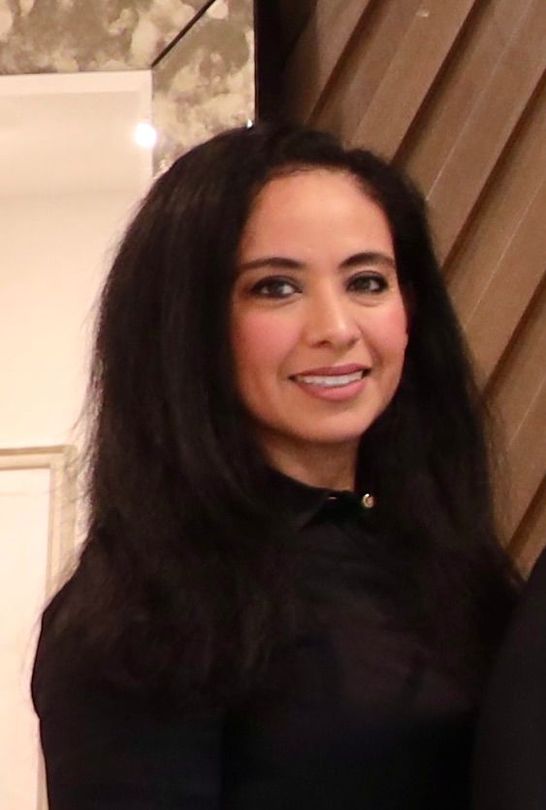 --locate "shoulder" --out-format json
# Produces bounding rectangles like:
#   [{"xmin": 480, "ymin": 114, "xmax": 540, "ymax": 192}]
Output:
[
  {"xmin": 473, "ymin": 546, "xmax": 546, "ymax": 809},
  {"xmin": 478, "ymin": 544, "xmax": 546, "ymax": 695},
  {"xmin": 494, "ymin": 546, "xmax": 546, "ymax": 658},
  {"xmin": 32, "ymin": 577, "xmax": 225, "ymax": 809},
  {"xmin": 519, "ymin": 545, "xmax": 546, "ymax": 608},
  {"xmin": 31, "ymin": 575, "xmax": 90, "ymax": 716}
]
